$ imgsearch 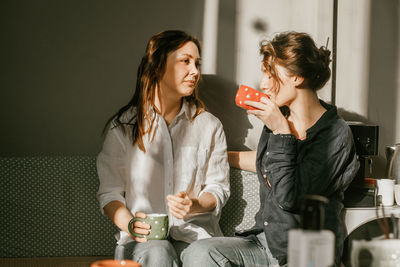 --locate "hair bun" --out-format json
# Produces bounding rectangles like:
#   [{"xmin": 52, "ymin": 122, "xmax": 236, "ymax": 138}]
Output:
[{"xmin": 318, "ymin": 46, "xmax": 331, "ymax": 67}]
